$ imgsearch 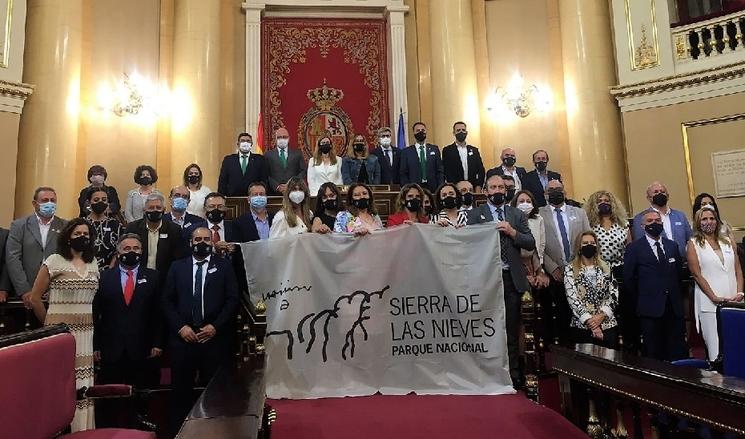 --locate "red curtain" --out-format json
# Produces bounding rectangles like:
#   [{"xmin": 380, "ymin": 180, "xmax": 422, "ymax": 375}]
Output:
[{"xmin": 261, "ymin": 18, "xmax": 390, "ymax": 159}]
